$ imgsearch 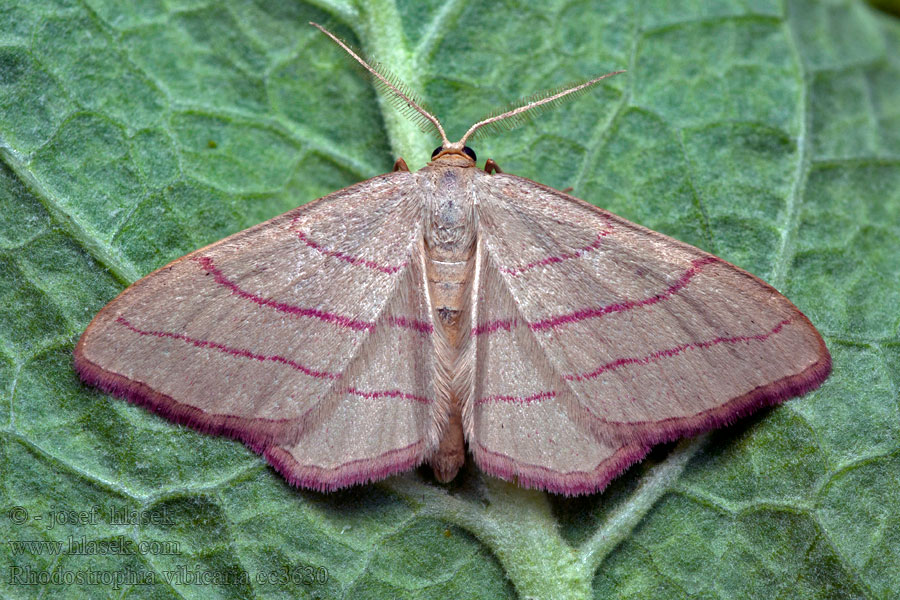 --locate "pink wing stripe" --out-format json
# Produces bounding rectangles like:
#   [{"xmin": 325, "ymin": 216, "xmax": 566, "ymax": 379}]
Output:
[
  {"xmin": 296, "ymin": 229, "xmax": 406, "ymax": 274},
  {"xmin": 114, "ymin": 317, "xmax": 432, "ymax": 404},
  {"xmin": 473, "ymin": 256, "xmax": 719, "ymax": 337},
  {"xmin": 195, "ymin": 256, "xmax": 373, "ymax": 331},
  {"xmin": 529, "ymin": 256, "xmax": 719, "ymax": 332},
  {"xmin": 115, "ymin": 316, "xmax": 340, "ymax": 379},
  {"xmin": 476, "ymin": 391, "xmax": 557, "ymax": 405},
  {"xmin": 565, "ymin": 318, "xmax": 792, "ymax": 382},
  {"xmin": 345, "ymin": 387, "xmax": 430, "ymax": 405},
  {"xmin": 500, "ymin": 230, "xmax": 612, "ymax": 277},
  {"xmin": 481, "ymin": 319, "xmax": 792, "ymax": 404},
  {"xmin": 194, "ymin": 257, "xmax": 433, "ymax": 334},
  {"xmin": 472, "ymin": 318, "xmax": 517, "ymax": 336},
  {"xmin": 385, "ymin": 316, "xmax": 434, "ymax": 334}
]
